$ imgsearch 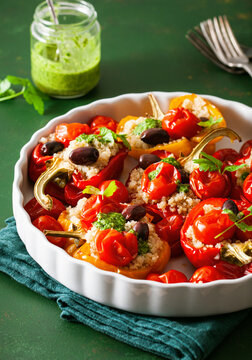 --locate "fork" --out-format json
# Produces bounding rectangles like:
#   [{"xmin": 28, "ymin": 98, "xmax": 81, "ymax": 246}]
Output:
[{"xmin": 200, "ymin": 15, "xmax": 252, "ymax": 77}]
